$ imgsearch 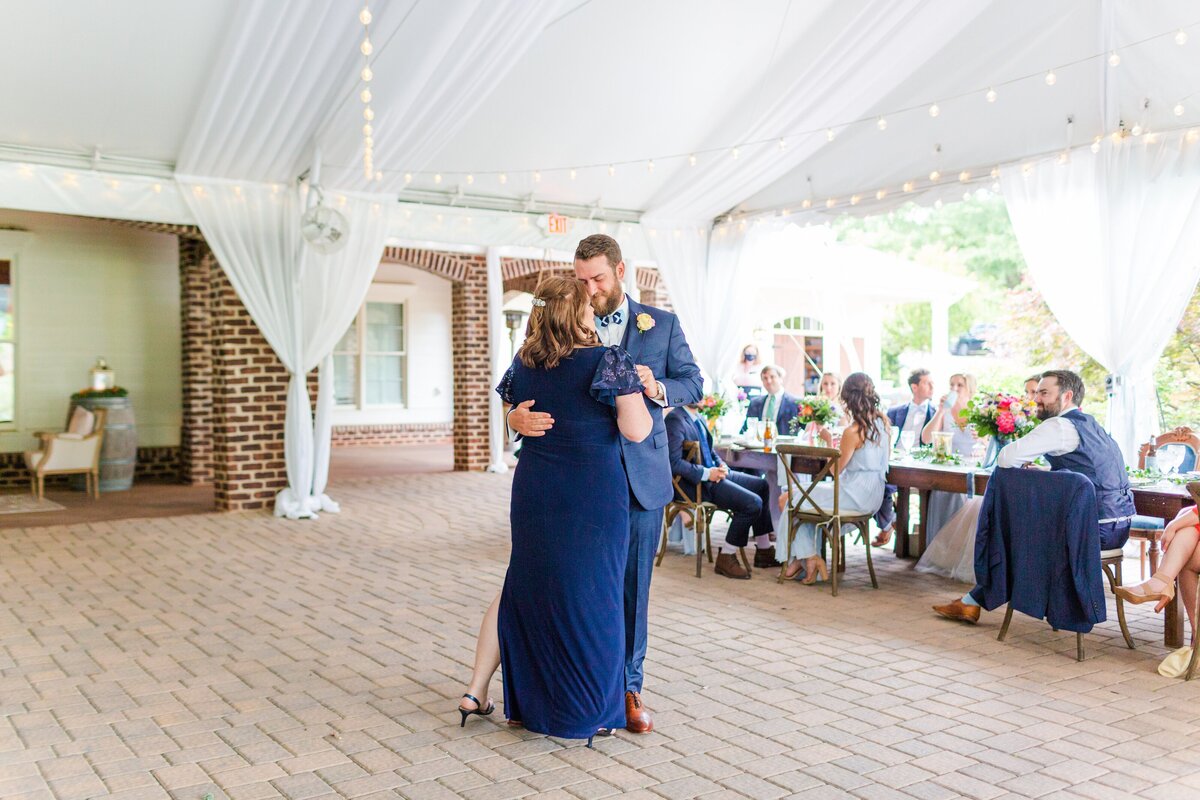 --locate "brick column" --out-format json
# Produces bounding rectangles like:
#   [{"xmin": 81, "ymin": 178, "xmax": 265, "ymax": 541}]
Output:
[
  {"xmin": 209, "ymin": 265, "xmax": 290, "ymax": 510},
  {"xmin": 178, "ymin": 238, "xmax": 214, "ymax": 484},
  {"xmin": 451, "ymin": 255, "xmax": 492, "ymax": 470}
]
